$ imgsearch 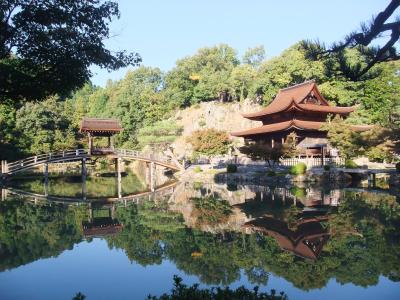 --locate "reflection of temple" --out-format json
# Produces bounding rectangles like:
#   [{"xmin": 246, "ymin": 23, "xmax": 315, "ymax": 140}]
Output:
[
  {"xmin": 244, "ymin": 216, "xmax": 330, "ymax": 260},
  {"xmin": 233, "ymin": 186, "xmax": 338, "ymax": 260},
  {"xmin": 82, "ymin": 204, "xmax": 123, "ymax": 238}
]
